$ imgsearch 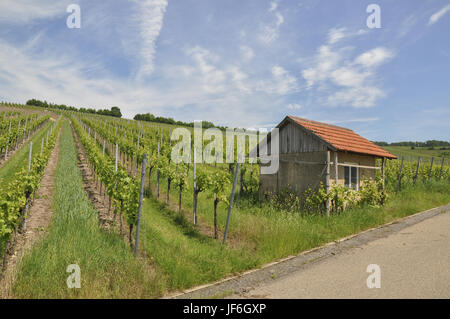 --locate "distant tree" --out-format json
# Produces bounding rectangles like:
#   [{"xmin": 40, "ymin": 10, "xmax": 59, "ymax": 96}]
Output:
[{"xmin": 110, "ymin": 106, "xmax": 122, "ymax": 118}]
